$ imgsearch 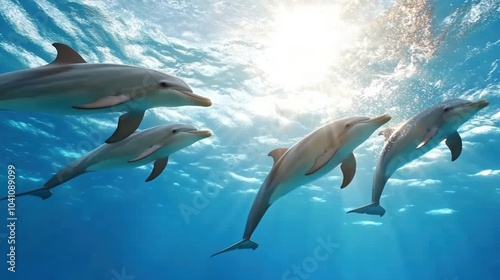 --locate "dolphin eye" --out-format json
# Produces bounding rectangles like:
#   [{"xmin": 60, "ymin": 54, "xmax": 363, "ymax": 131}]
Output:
[
  {"xmin": 159, "ymin": 81, "xmax": 169, "ymax": 88},
  {"xmin": 172, "ymin": 129, "xmax": 178, "ymax": 134},
  {"xmin": 443, "ymin": 107, "xmax": 450, "ymax": 112},
  {"xmin": 345, "ymin": 123, "xmax": 351, "ymax": 129}
]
